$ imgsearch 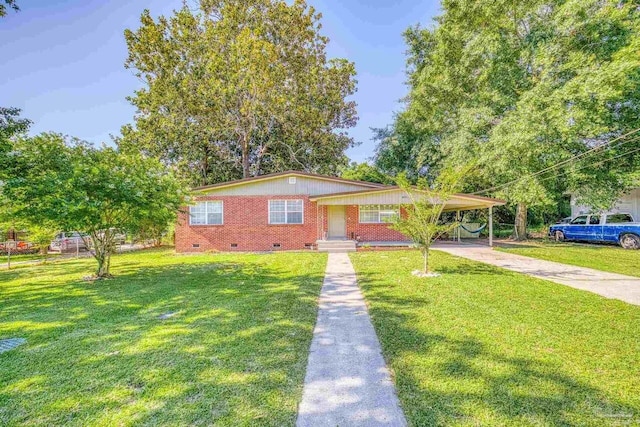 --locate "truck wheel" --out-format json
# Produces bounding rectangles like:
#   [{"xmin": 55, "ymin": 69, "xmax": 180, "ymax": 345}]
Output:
[
  {"xmin": 619, "ymin": 233, "xmax": 640, "ymax": 250},
  {"xmin": 554, "ymin": 231, "xmax": 565, "ymax": 242}
]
